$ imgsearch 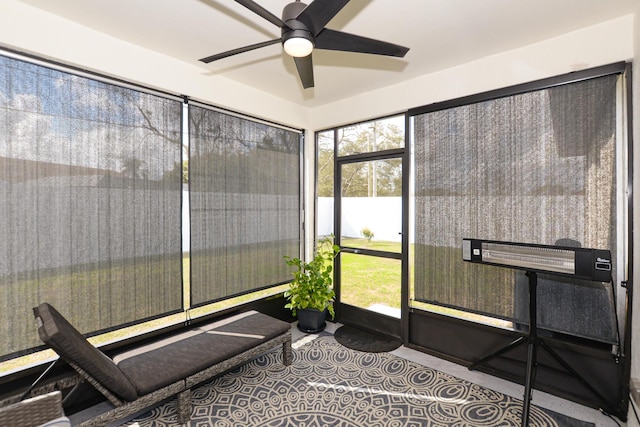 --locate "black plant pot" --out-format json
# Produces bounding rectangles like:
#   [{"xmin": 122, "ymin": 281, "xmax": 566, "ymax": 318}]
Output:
[{"xmin": 297, "ymin": 308, "xmax": 327, "ymax": 333}]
